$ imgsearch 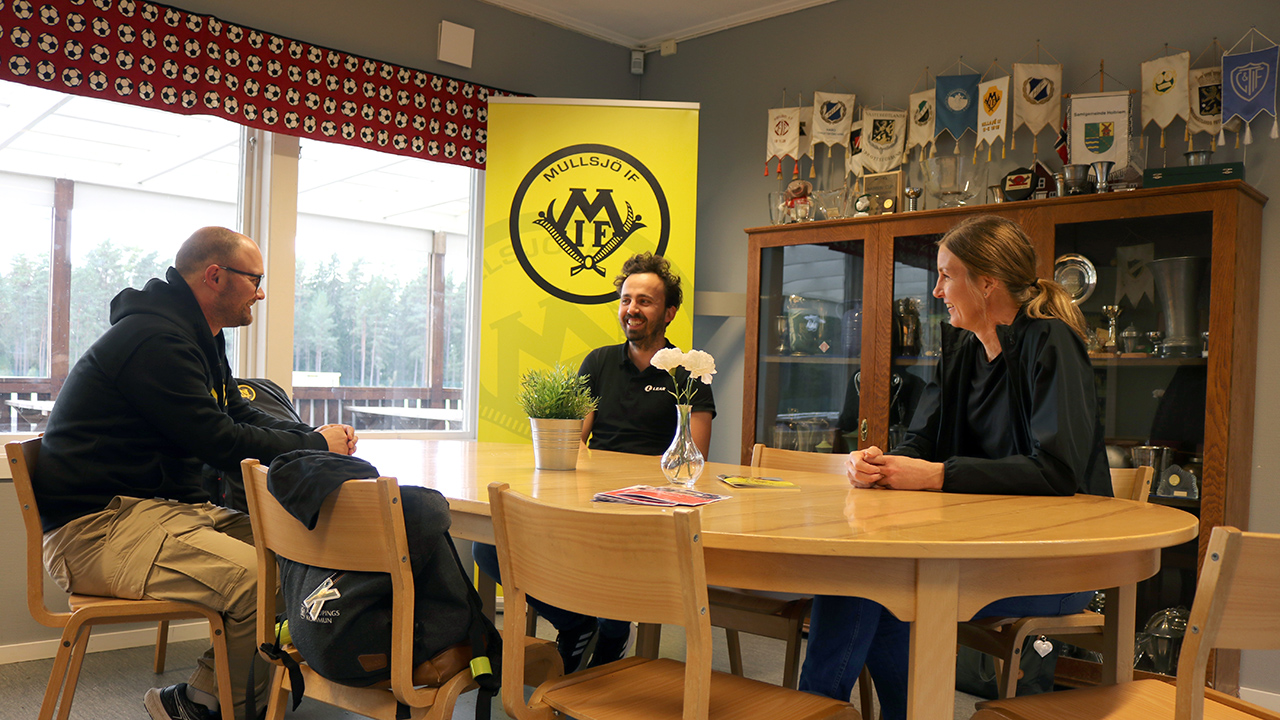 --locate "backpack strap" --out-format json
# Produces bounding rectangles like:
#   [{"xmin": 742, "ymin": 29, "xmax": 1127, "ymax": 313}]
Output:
[
  {"xmin": 246, "ymin": 619, "xmax": 306, "ymax": 720},
  {"xmin": 445, "ymin": 531, "xmax": 502, "ymax": 720}
]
